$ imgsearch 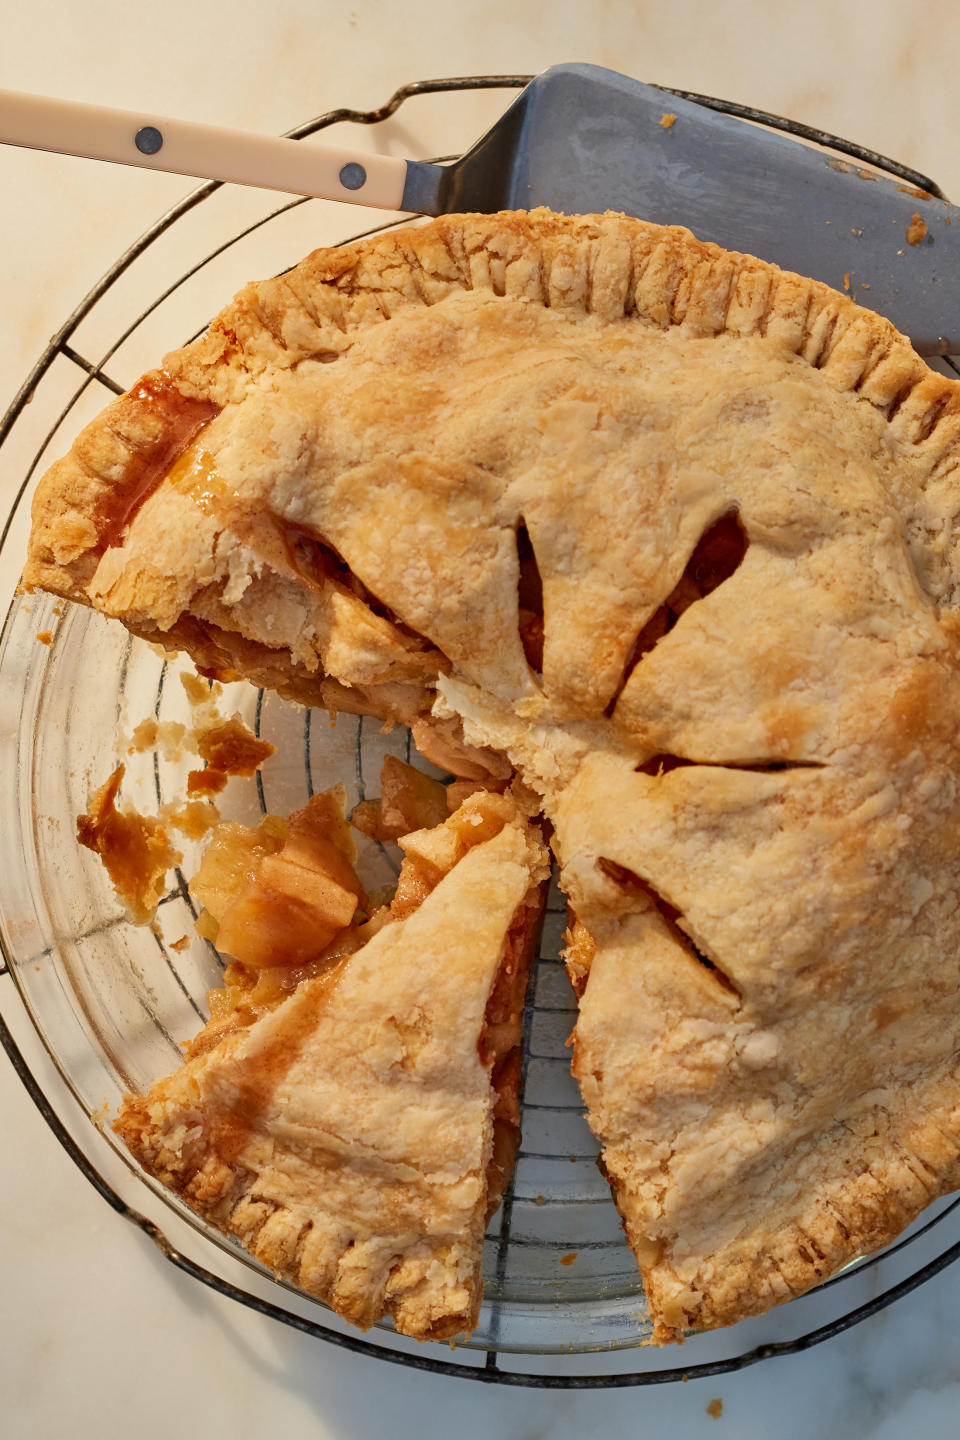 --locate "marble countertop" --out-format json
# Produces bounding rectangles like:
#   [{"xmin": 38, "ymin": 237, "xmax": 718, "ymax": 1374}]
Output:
[{"xmin": 4, "ymin": 3, "xmax": 960, "ymax": 1435}]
